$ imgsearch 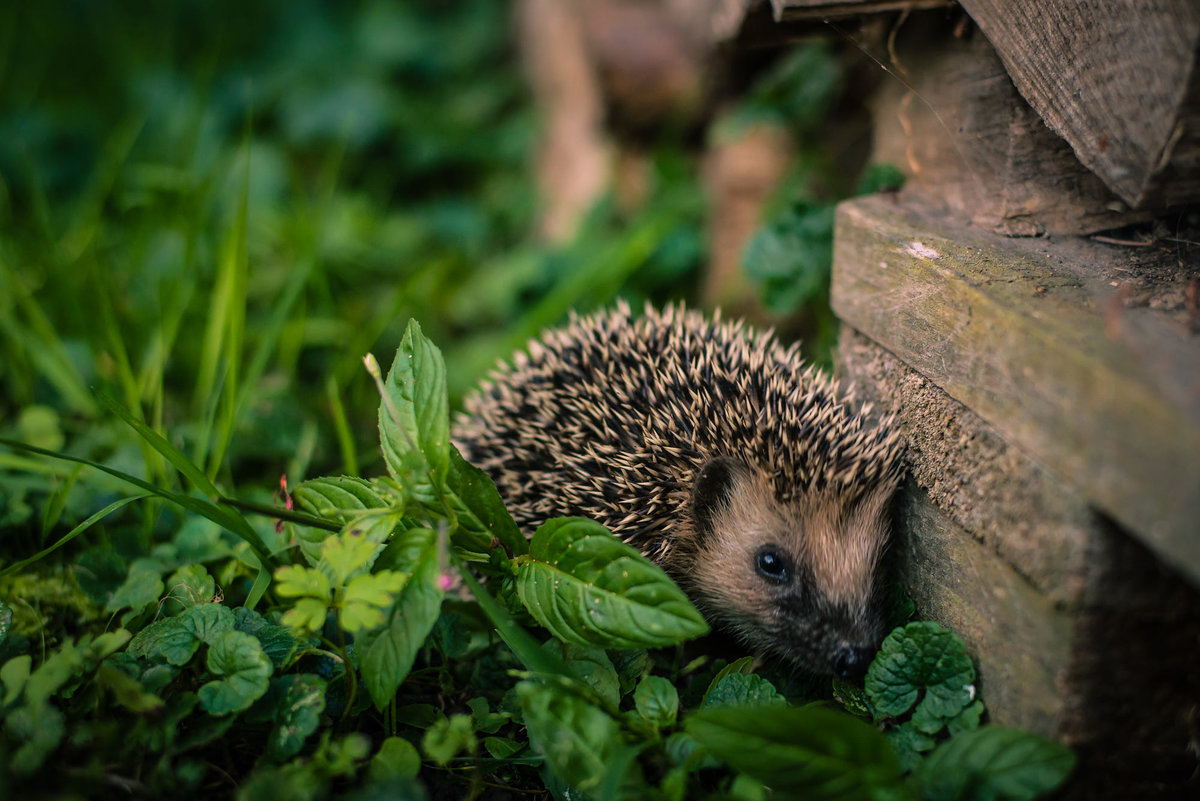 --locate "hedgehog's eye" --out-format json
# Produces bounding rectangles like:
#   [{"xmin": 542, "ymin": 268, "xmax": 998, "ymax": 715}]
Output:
[{"xmin": 755, "ymin": 548, "xmax": 791, "ymax": 584}]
